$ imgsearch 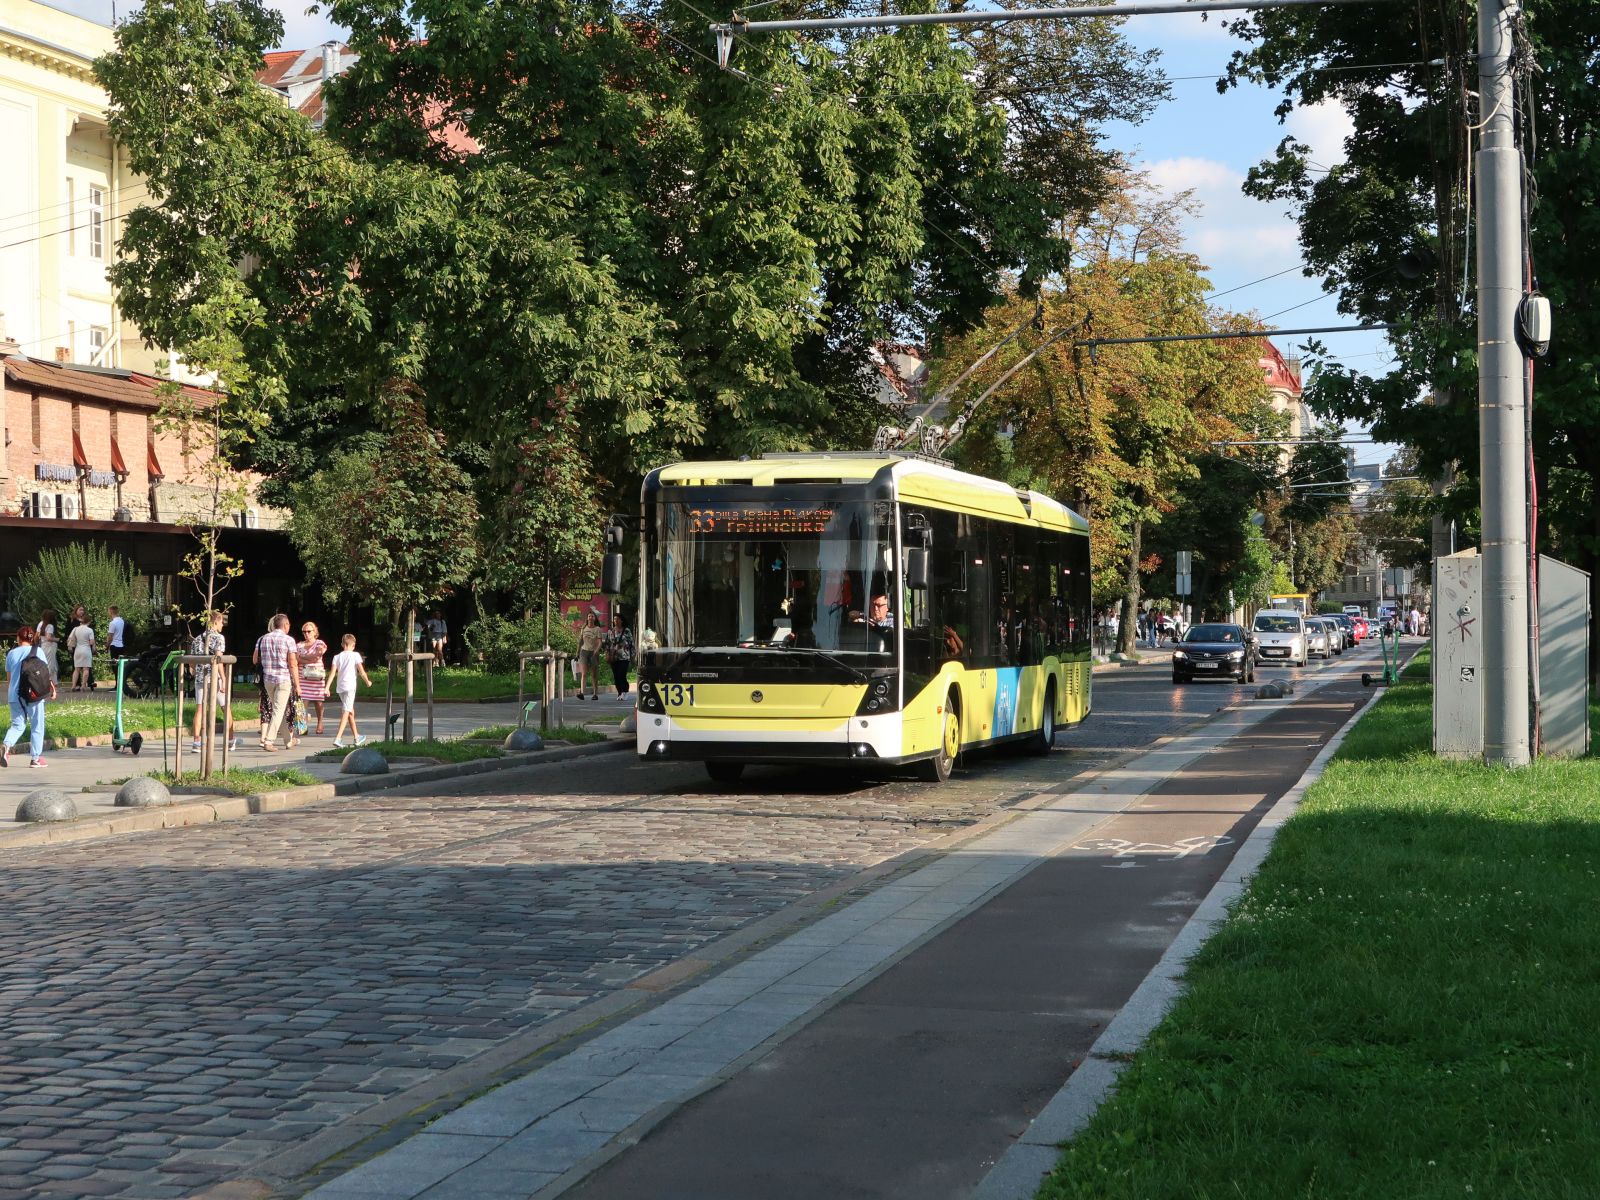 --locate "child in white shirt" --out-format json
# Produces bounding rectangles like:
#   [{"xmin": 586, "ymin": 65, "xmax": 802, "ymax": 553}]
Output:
[{"xmin": 330, "ymin": 634, "xmax": 373, "ymax": 748}]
